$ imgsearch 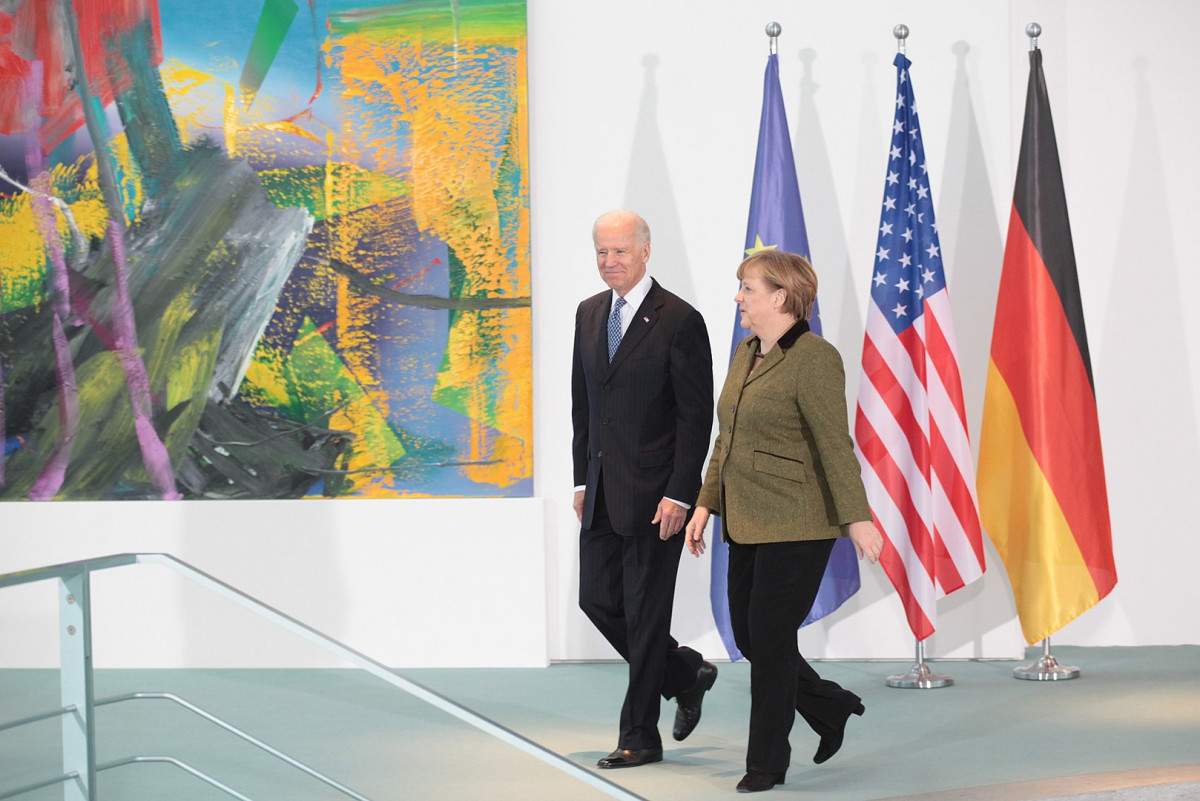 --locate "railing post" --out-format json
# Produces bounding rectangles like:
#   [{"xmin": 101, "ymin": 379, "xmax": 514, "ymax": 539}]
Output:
[{"xmin": 59, "ymin": 568, "xmax": 96, "ymax": 801}]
